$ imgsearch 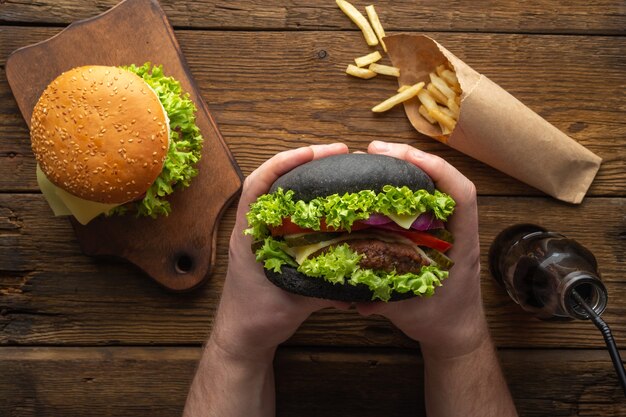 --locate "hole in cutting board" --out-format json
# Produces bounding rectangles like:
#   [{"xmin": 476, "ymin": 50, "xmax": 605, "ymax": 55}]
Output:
[{"xmin": 175, "ymin": 254, "xmax": 194, "ymax": 274}]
